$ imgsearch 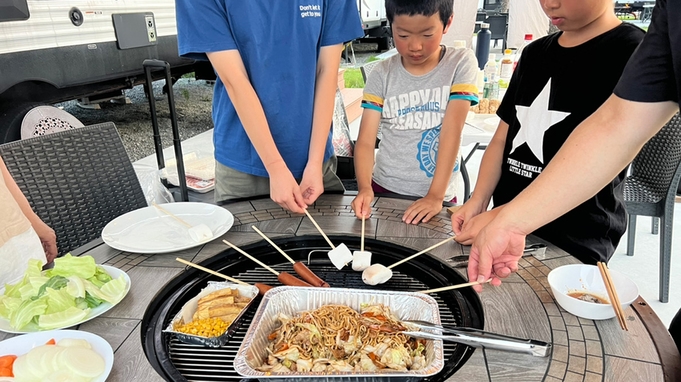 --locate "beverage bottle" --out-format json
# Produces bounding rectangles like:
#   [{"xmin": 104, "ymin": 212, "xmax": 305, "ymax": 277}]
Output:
[
  {"xmin": 514, "ymin": 34, "xmax": 533, "ymax": 71},
  {"xmin": 475, "ymin": 23, "xmax": 491, "ymax": 70},
  {"xmin": 500, "ymin": 49, "xmax": 514, "ymax": 81},
  {"xmin": 483, "ymin": 54, "xmax": 497, "ymax": 83}
]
